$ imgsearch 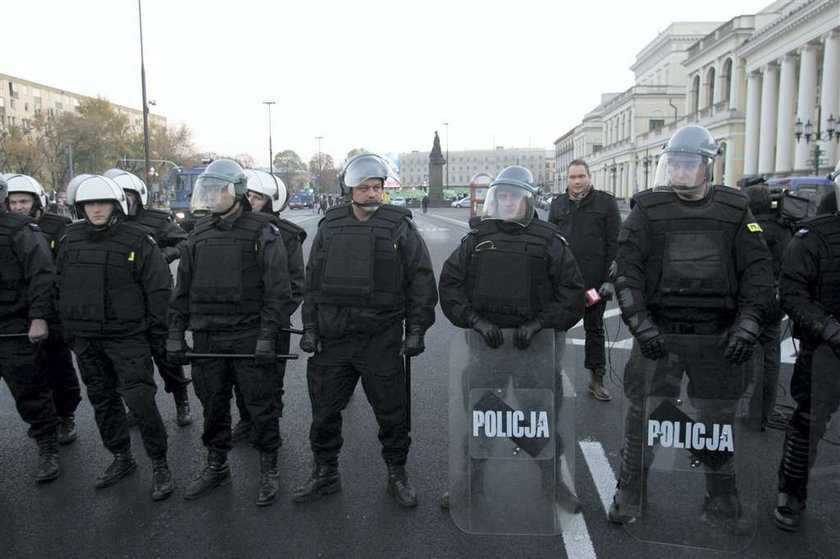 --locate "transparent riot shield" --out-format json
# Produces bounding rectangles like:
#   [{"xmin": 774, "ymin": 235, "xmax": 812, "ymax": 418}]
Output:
[
  {"xmin": 448, "ymin": 328, "xmax": 577, "ymax": 535},
  {"xmin": 806, "ymin": 344, "xmax": 840, "ymax": 557},
  {"xmin": 619, "ymin": 334, "xmax": 759, "ymax": 551}
]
